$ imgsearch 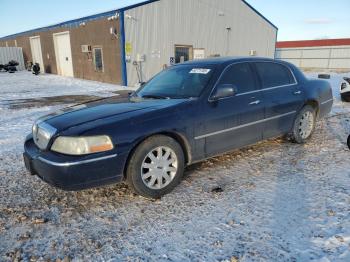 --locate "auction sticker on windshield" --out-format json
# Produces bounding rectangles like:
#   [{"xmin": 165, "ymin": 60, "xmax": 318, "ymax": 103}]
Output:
[{"xmin": 189, "ymin": 68, "xmax": 211, "ymax": 74}]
